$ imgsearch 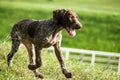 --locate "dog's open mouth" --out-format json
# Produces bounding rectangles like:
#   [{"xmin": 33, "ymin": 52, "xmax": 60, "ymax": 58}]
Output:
[{"xmin": 66, "ymin": 27, "xmax": 76, "ymax": 37}]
